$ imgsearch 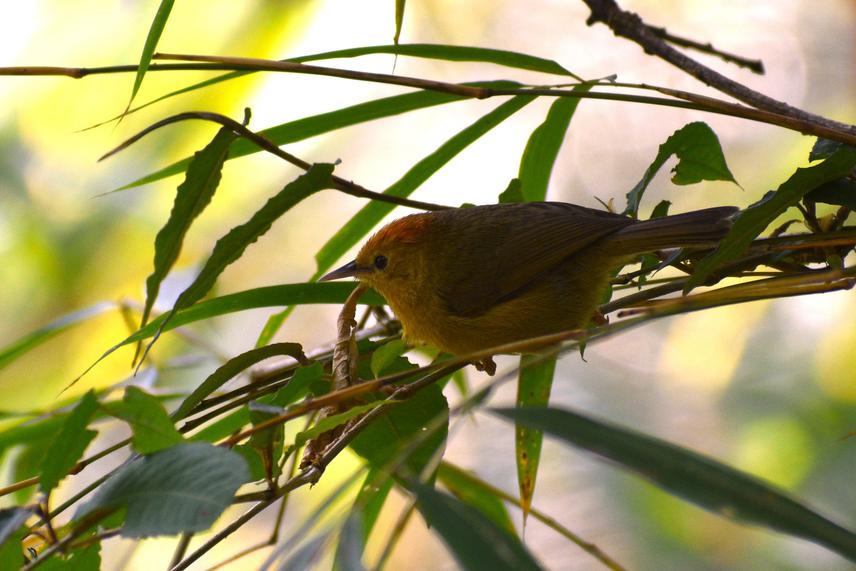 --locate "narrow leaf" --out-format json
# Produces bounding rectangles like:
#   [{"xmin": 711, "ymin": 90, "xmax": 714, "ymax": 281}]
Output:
[
  {"xmin": 108, "ymin": 387, "xmax": 183, "ymax": 454},
  {"xmin": 314, "ymin": 95, "xmax": 535, "ymax": 278},
  {"xmin": 294, "ymin": 403, "xmax": 386, "ymax": 448},
  {"xmin": 269, "ymin": 362, "xmax": 325, "ymax": 407},
  {"xmin": 128, "ymin": 0, "xmax": 175, "ymax": 107},
  {"xmin": 518, "ymin": 88, "xmax": 589, "ymax": 201},
  {"xmin": 139, "ymin": 126, "xmax": 237, "ymax": 335},
  {"xmin": 394, "ymin": 0, "xmax": 406, "ymax": 44},
  {"xmin": 494, "ymin": 406, "xmax": 856, "ymax": 563},
  {"xmin": 410, "ymin": 482, "xmax": 542, "ymax": 571},
  {"xmin": 0, "ymin": 302, "xmax": 113, "ymax": 372},
  {"xmin": 514, "ymin": 354, "xmax": 557, "ymax": 523},
  {"xmin": 76, "ymin": 442, "xmax": 249, "ymax": 537},
  {"xmin": 437, "ymin": 463, "xmax": 516, "ymax": 535},
  {"xmin": 248, "ymin": 402, "xmax": 285, "ymax": 481},
  {"xmin": 336, "ymin": 515, "xmax": 367, "ymax": 571},
  {"xmin": 174, "ymin": 343, "xmax": 307, "ymax": 420},
  {"xmin": 40, "ymin": 391, "xmax": 99, "ymax": 492},
  {"xmin": 625, "ymin": 121, "xmax": 737, "ymax": 217},
  {"xmin": 687, "ymin": 145, "xmax": 856, "ymax": 291},
  {"xmin": 118, "ymin": 81, "xmax": 522, "ymax": 190},
  {"xmin": 147, "ymin": 164, "xmax": 334, "ymax": 352},
  {"xmin": 352, "ymin": 468, "xmax": 394, "ymax": 543}
]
